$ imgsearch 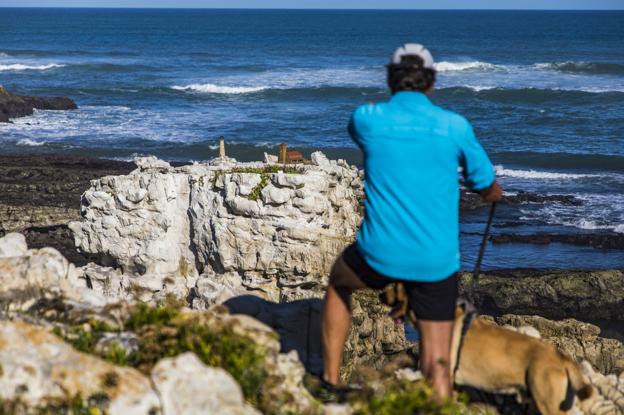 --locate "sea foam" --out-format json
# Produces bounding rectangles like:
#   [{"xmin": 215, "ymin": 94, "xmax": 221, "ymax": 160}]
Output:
[
  {"xmin": 434, "ymin": 61, "xmax": 501, "ymax": 72},
  {"xmin": 0, "ymin": 63, "xmax": 65, "ymax": 72},
  {"xmin": 16, "ymin": 139, "xmax": 47, "ymax": 147},
  {"xmin": 171, "ymin": 83, "xmax": 267, "ymax": 94},
  {"xmin": 494, "ymin": 165, "xmax": 599, "ymax": 180}
]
